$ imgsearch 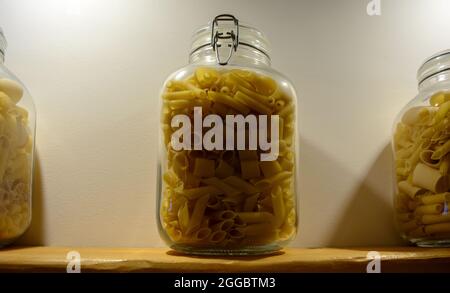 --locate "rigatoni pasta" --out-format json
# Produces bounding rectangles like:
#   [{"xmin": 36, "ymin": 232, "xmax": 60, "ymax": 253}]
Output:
[
  {"xmin": 393, "ymin": 90, "xmax": 450, "ymax": 244},
  {"xmin": 159, "ymin": 67, "xmax": 297, "ymax": 251}
]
